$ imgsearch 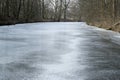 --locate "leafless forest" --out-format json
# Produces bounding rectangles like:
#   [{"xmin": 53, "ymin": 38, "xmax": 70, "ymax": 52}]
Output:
[{"xmin": 0, "ymin": 0, "xmax": 120, "ymax": 31}]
